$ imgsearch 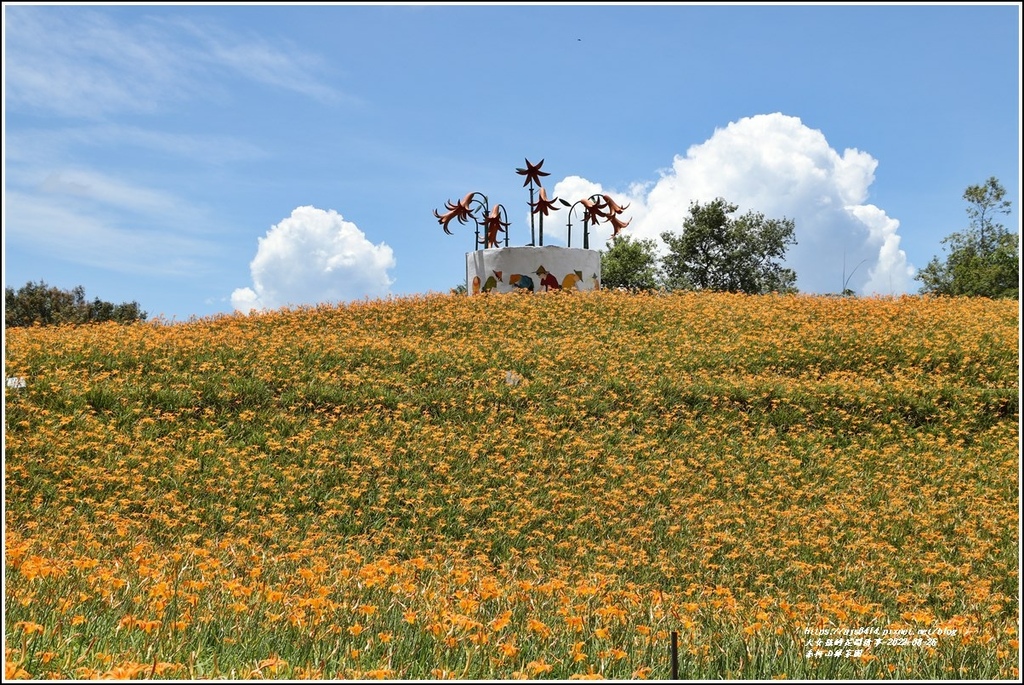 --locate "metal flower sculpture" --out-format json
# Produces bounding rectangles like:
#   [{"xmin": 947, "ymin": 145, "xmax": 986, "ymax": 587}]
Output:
[
  {"xmin": 531, "ymin": 187, "xmax": 561, "ymax": 215},
  {"xmin": 529, "ymin": 187, "xmax": 562, "ymax": 246},
  {"xmin": 434, "ymin": 192, "xmax": 477, "ymax": 234},
  {"xmin": 580, "ymin": 196, "xmax": 608, "ymax": 224},
  {"xmin": 563, "ymin": 193, "xmax": 631, "ymax": 248},
  {"xmin": 516, "ymin": 158, "xmax": 550, "ymax": 245},
  {"xmin": 480, "ymin": 204, "xmax": 510, "ymax": 249},
  {"xmin": 601, "ymin": 194, "xmax": 631, "ymax": 238},
  {"xmin": 434, "ymin": 191, "xmax": 503, "ymax": 248},
  {"xmin": 434, "ymin": 158, "xmax": 624, "ymax": 251},
  {"xmin": 516, "ymin": 158, "xmax": 550, "ymax": 188},
  {"xmin": 601, "ymin": 194, "xmax": 630, "ymax": 217},
  {"xmin": 606, "ymin": 211, "xmax": 632, "ymax": 237}
]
